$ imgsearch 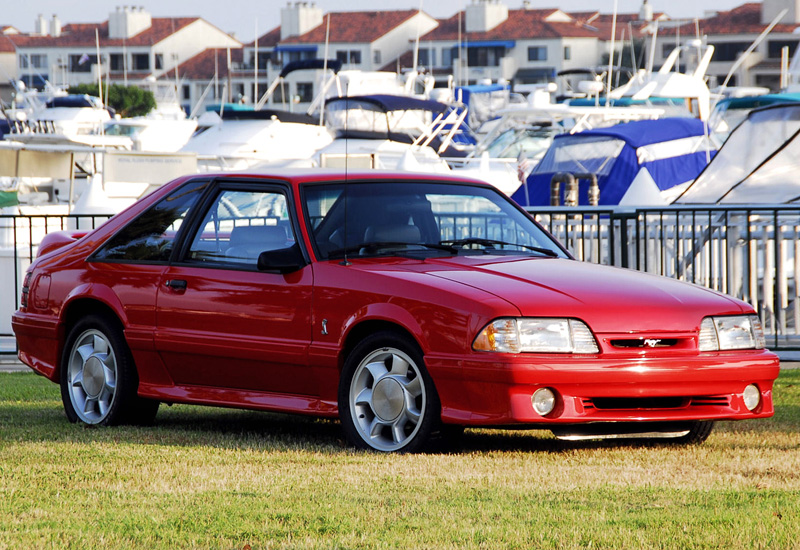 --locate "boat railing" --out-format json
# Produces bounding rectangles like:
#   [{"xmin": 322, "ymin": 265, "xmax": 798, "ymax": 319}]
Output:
[{"xmin": 2, "ymin": 205, "xmax": 800, "ymax": 353}]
